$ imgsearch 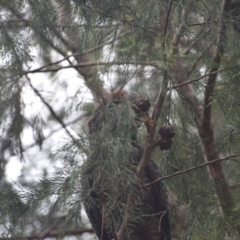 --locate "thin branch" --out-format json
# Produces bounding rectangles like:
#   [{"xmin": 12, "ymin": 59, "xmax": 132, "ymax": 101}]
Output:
[
  {"xmin": 187, "ymin": 19, "xmax": 231, "ymax": 27},
  {"xmin": 186, "ymin": 39, "xmax": 217, "ymax": 78},
  {"xmin": 41, "ymin": 29, "xmax": 131, "ymax": 67},
  {"xmin": 23, "ymin": 61, "xmax": 159, "ymax": 74},
  {"xmin": 202, "ymin": 0, "xmax": 232, "ymax": 132},
  {"xmin": 116, "ymin": 2, "xmax": 174, "ymax": 240},
  {"xmin": 171, "ymin": 64, "xmax": 239, "ymax": 89},
  {"xmin": 199, "ymin": 0, "xmax": 233, "ymax": 216},
  {"xmin": 6, "ymin": 61, "xmax": 239, "ymax": 87},
  {"xmin": 23, "ymin": 114, "xmax": 85, "ymax": 151},
  {"xmin": 3, "ymin": 2, "xmax": 102, "ymax": 102},
  {"xmin": 158, "ymin": 211, "xmax": 167, "ymax": 233},
  {"xmin": 144, "ymin": 154, "xmax": 240, "ymax": 187},
  {"xmin": 136, "ymin": 2, "xmax": 189, "ymax": 179},
  {"xmin": 0, "ymin": 19, "xmax": 122, "ymax": 29},
  {"xmin": 183, "ymin": 28, "xmax": 211, "ymax": 55},
  {"xmin": 25, "ymin": 75, "xmax": 77, "ymax": 144},
  {"xmin": 51, "ymin": 1, "xmax": 106, "ymax": 101},
  {"xmin": 172, "ymin": 73, "xmax": 210, "ymax": 89},
  {"xmin": 2, "ymin": 3, "xmax": 72, "ymax": 64},
  {"xmin": 136, "ymin": 0, "xmax": 176, "ymax": 177},
  {"xmin": 0, "ymin": 228, "xmax": 94, "ymax": 240},
  {"xmin": 141, "ymin": 210, "xmax": 167, "ymax": 218},
  {"xmin": 38, "ymin": 216, "xmax": 66, "ymax": 240},
  {"xmin": 172, "ymin": 7, "xmax": 189, "ymax": 48},
  {"xmin": 163, "ymin": 0, "xmax": 236, "ymax": 220},
  {"xmin": 4, "ymin": 60, "xmax": 158, "ymax": 83},
  {"xmin": 151, "ymin": 0, "xmax": 174, "ymax": 123},
  {"xmin": 5, "ymin": 56, "xmax": 237, "ymax": 98}
]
